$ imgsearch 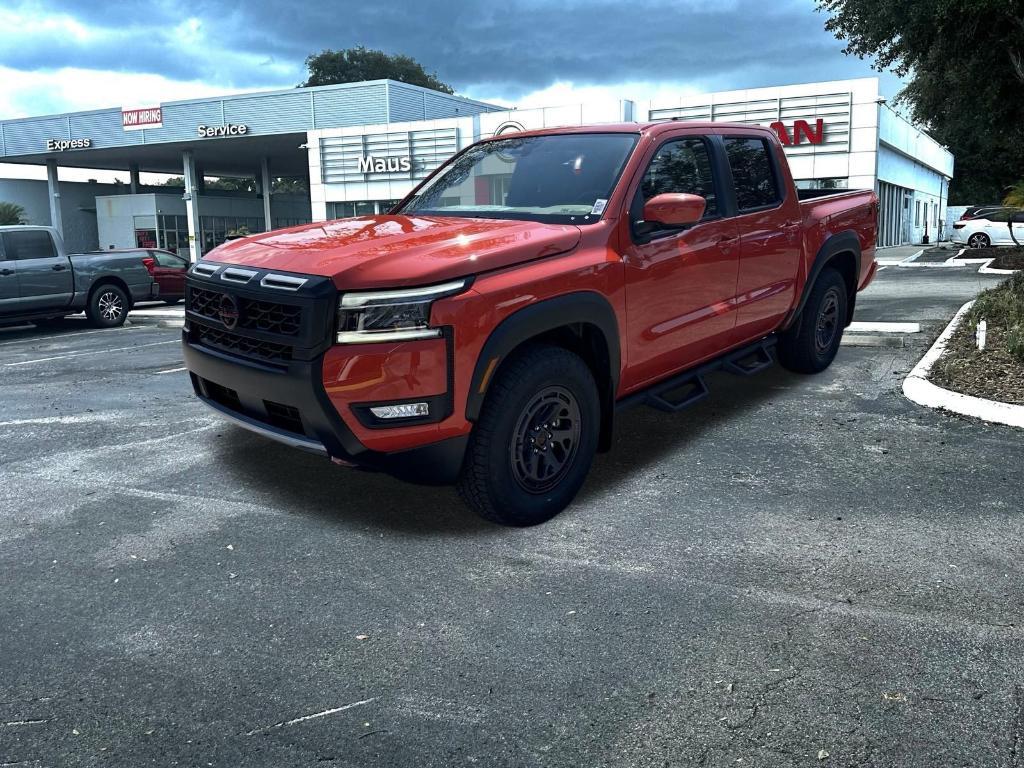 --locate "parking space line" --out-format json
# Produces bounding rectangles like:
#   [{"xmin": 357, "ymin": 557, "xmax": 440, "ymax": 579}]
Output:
[
  {"xmin": 848, "ymin": 322, "xmax": 921, "ymax": 333},
  {"xmin": 155, "ymin": 366, "xmax": 187, "ymax": 375},
  {"xmin": 0, "ymin": 326, "xmax": 143, "ymax": 348},
  {"xmin": 3, "ymin": 340, "xmax": 179, "ymax": 367}
]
